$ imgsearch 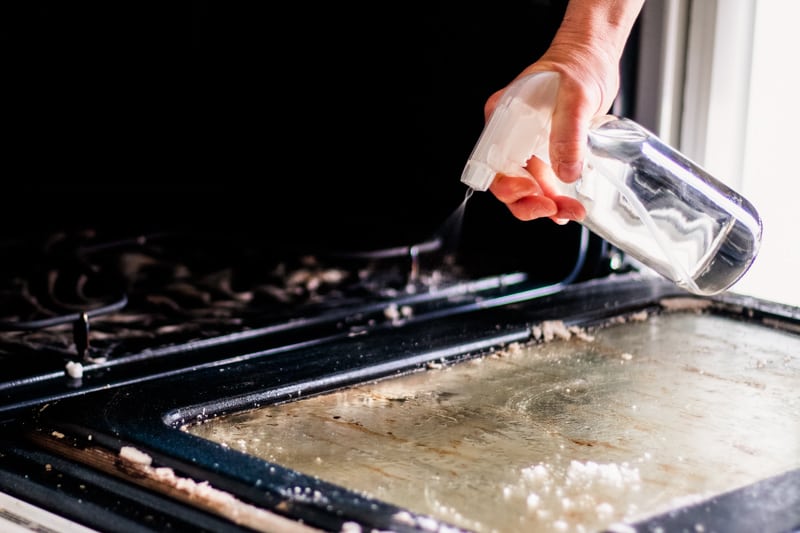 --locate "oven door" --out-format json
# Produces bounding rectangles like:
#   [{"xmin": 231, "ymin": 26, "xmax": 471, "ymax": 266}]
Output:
[{"xmin": 3, "ymin": 275, "xmax": 799, "ymax": 533}]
